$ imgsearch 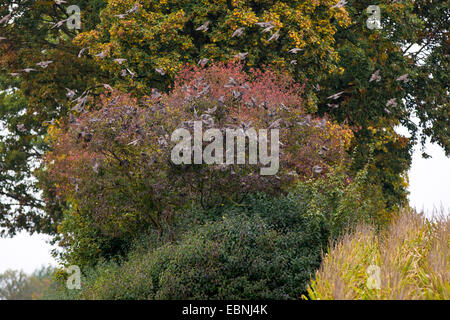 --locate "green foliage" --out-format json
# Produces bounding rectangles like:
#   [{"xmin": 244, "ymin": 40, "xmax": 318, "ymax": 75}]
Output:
[{"xmin": 49, "ymin": 168, "xmax": 387, "ymax": 299}]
